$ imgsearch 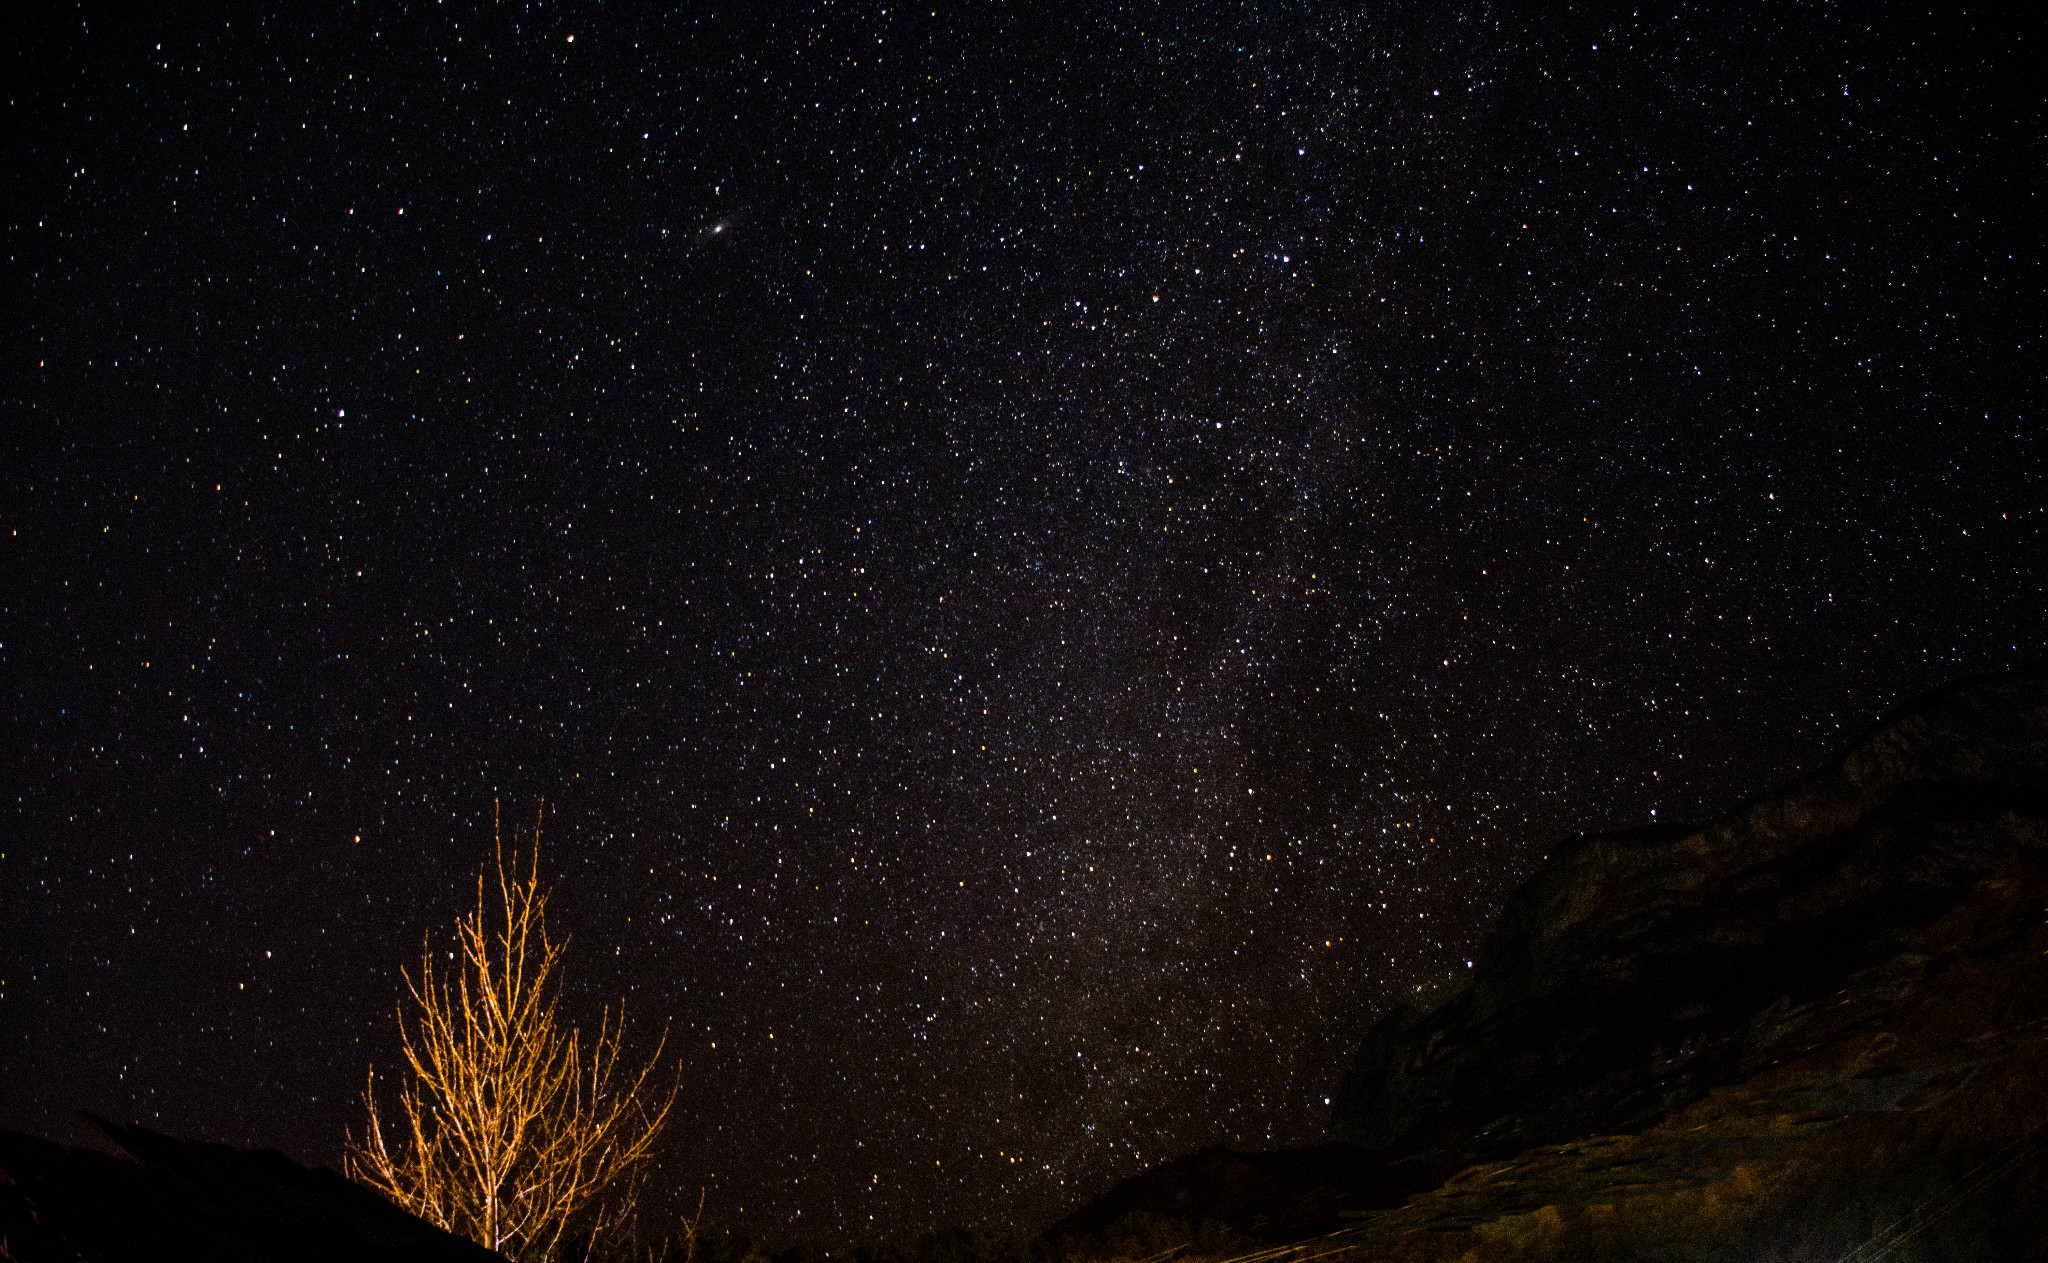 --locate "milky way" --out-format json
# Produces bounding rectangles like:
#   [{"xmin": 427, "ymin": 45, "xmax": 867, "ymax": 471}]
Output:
[{"xmin": 5, "ymin": 3, "xmax": 2041, "ymax": 1243}]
